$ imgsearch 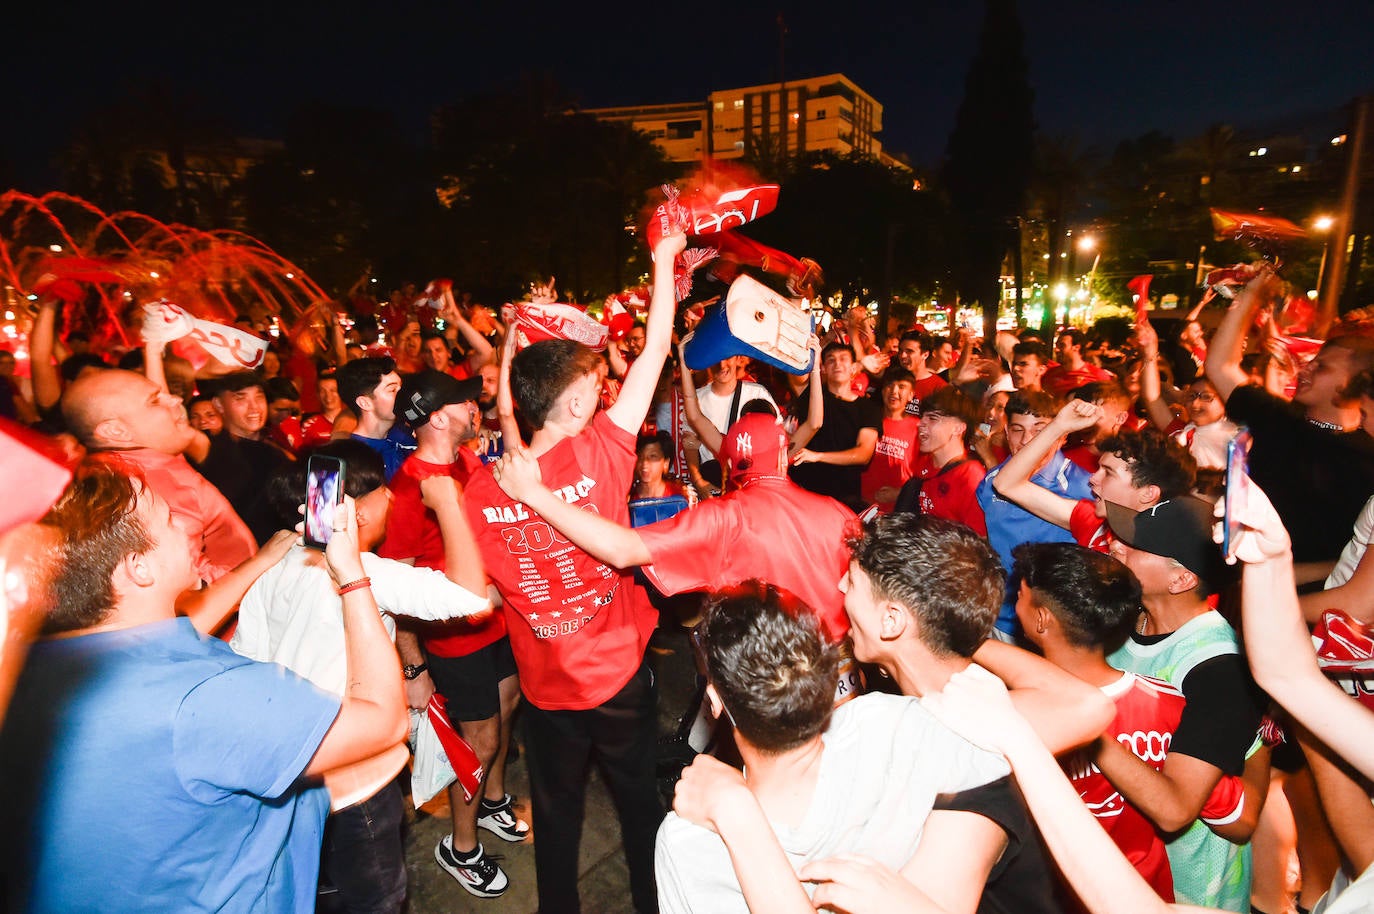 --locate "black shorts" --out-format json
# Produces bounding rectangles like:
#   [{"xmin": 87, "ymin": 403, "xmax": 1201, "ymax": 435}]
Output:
[{"xmin": 426, "ymin": 637, "xmax": 517, "ymax": 722}]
